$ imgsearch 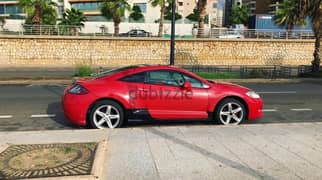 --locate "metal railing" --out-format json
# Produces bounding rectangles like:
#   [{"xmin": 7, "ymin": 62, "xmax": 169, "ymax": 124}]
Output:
[
  {"xmin": 180, "ymin": 65, "xmax": 315, "ymax": 78},
  {"xmin": 0, "ymin": 24, "xmax": 317, "ymax": 39}
]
